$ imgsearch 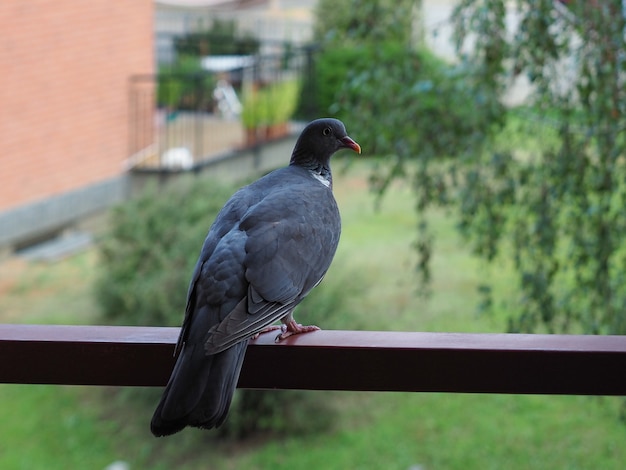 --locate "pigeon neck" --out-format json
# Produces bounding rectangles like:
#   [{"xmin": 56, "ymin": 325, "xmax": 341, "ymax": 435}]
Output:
[{"xmin": 290, "ymin": 152, "xmax": 333, "ymax": 188}]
